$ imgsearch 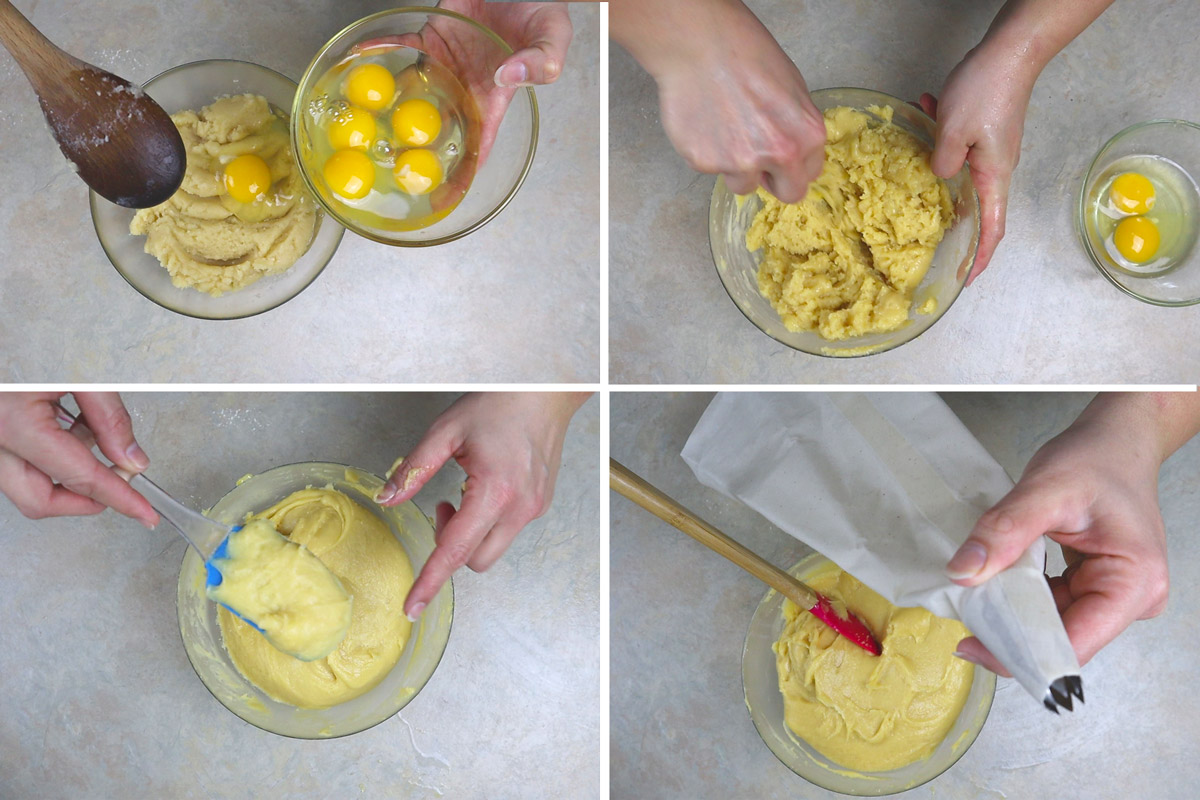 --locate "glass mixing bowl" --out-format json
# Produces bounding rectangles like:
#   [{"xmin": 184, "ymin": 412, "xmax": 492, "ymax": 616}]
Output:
[
  {"xmin": 742, "ymin": 553, "xmax": 995, "ymax": 795},
  {"xmin": 176, "ymin": 462, "xmax": 452, "ymax": 739},
  {"xmin": 89, "ymin": 60, "xmax": 345, "ymax": 320},
  {"xmin": 292, "ymin": 7, "xmax": 538, "ymax": 246},
  {"xmin": 1077, "ymin": 119, "xmax": 1200, "ymax": 305},
  {"xmin": 710, "ymin": 87, "xmax": 979, "ymax": 357}
]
